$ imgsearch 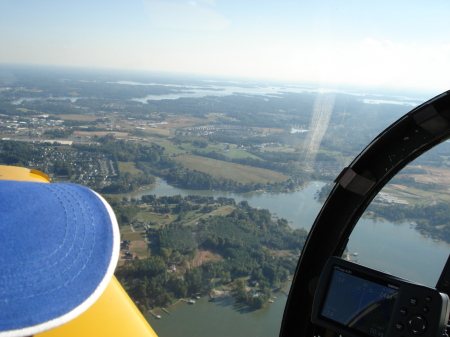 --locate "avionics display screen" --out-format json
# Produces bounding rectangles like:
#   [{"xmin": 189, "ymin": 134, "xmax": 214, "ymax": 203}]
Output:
[{"xmin": 319, "ymin": 266, "xmax": 399, "ymax": 337}]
